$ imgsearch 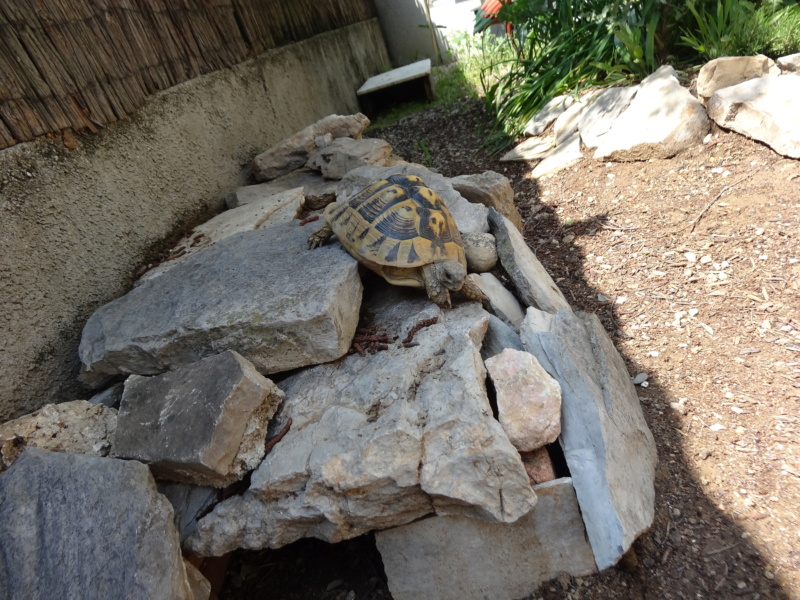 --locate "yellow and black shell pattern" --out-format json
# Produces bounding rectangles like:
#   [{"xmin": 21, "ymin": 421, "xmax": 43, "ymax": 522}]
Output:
[{"xmin": 324, "ymin": 174, "xmax": 467, "ymax": 269}]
